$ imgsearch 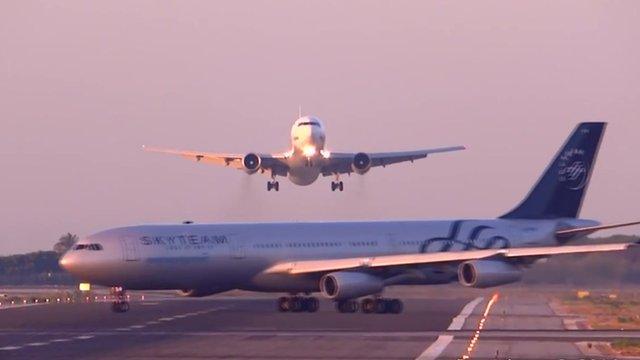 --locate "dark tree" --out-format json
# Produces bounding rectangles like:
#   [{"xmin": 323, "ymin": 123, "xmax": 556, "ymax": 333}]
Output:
[{"xmin": 53, "ymin": 233, "xmax": 78, "ymax": 254}]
